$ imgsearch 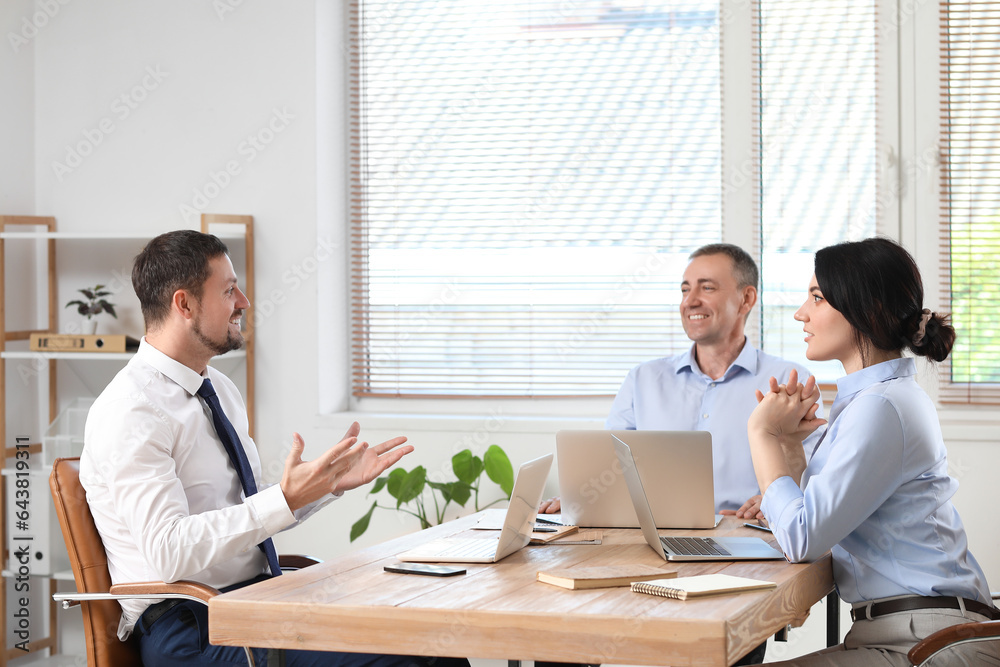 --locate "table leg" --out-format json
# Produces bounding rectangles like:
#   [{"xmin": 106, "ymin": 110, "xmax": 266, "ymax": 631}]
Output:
[{"xmin": 826, "ymin": 591, "xmax": 840, "ymax": 647}]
